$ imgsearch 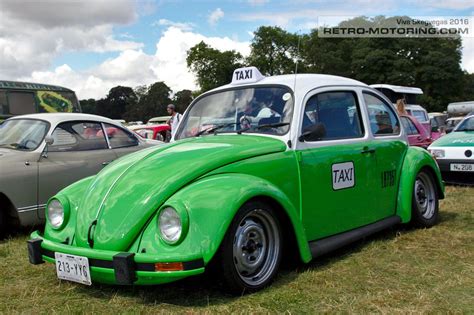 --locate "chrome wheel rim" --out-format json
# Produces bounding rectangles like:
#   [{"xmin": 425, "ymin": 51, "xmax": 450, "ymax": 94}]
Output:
[
  {"xmin": 233, "ymin": 209, "xmax": 280, "ymax": 286},
  {"xmin": 414, "ymin": 173, "xmax": 436, "ymax": 219}
]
